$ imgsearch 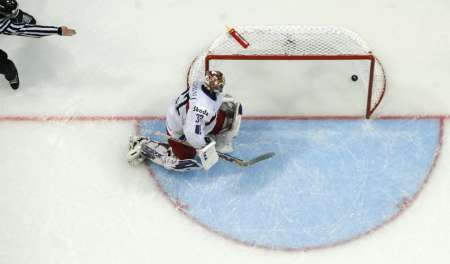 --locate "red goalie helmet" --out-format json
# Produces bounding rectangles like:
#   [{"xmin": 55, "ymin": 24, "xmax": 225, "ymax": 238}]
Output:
[{"xmin": 205, "ymin": 71, "xmax": 225, "ymax": 93}]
